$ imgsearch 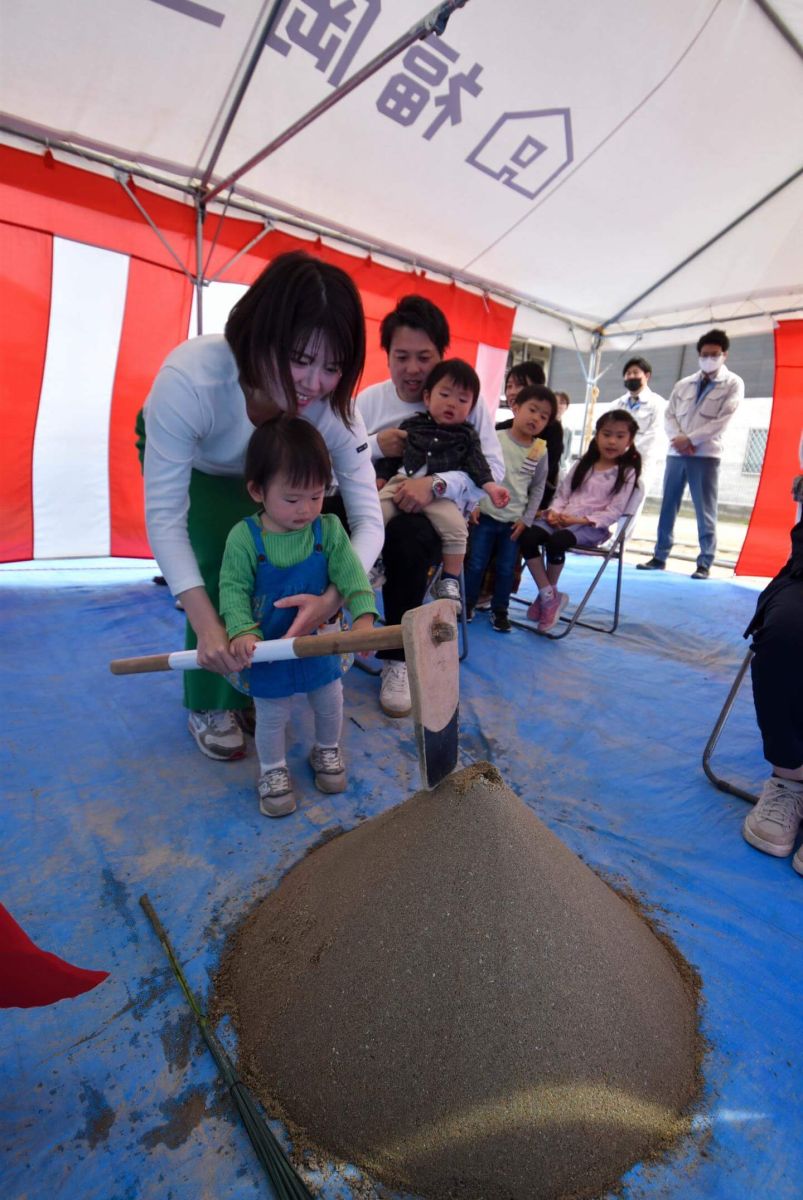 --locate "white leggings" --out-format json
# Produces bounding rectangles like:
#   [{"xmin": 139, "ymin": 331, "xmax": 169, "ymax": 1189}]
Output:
[{"xmin": 253, "ymin": 678, "xmax": 343, "ymax": 771}]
